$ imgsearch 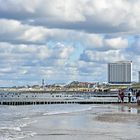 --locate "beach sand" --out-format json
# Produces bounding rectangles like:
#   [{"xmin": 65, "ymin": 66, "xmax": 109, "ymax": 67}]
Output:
[
  {"xmin": 21, "ymin": 104, "xmax": 140, "ymax": 140},
  {"xmin": 96, "ymin": 103, "xmax": 140, "ymax": 123}
]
